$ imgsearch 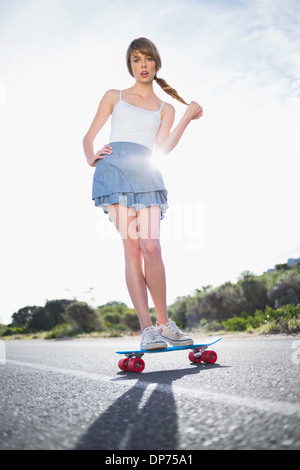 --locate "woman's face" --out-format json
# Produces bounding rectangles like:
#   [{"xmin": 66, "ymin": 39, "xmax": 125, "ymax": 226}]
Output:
[{"xmin": 130, "ymin": 51, "xmax": 156, "ymax": 83}]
